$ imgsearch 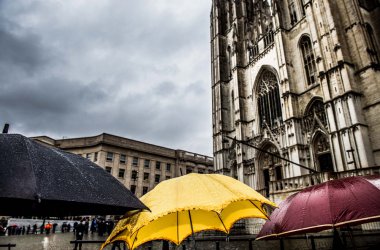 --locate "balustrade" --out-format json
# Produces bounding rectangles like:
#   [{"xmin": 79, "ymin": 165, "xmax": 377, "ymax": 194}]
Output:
[
  {"xmin": 270, "ymin": 172, "xmax": 330, "ymax": 194},
  {"xmin": 269, "ymin": 166, "xmax": 380, "ymax": 194},
  {"xmin": 249, "ymin": 31, "xmax": 275, "ymax": 62}
]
